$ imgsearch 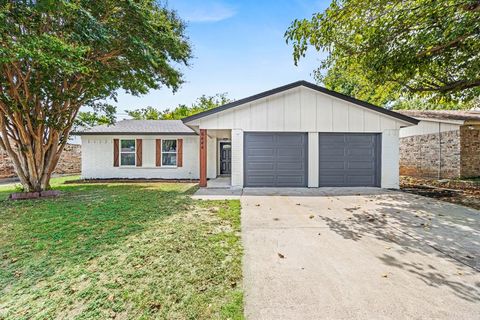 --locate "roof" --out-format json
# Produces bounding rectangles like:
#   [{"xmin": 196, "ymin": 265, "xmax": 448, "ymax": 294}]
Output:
[
  {"xmin": 181, "ymin": 80, "xmax": 419, "ymax": 125},
  {"xmin": 73, "ymin": 120, "xmax": 197, "ymax": 135},
  {"xmin": 397, "ymin": 110, "xmax": 480, "ymax": 122}
]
